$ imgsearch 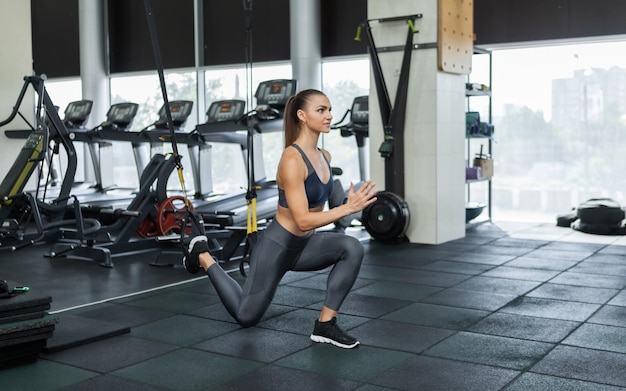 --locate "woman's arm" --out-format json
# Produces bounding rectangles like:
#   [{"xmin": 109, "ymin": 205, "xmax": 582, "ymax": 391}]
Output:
[{"xmin": 279, "ymin": 150, "xmax": 378, "ymax": 232}]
